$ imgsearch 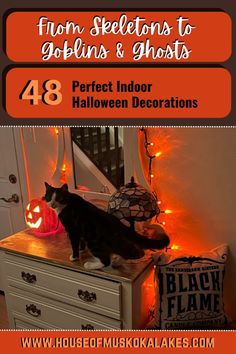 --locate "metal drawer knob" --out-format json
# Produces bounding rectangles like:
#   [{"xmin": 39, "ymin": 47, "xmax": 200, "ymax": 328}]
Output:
[
  {"xmin": 81, "ymin": 324, "xmax": 94, "ymax": 330},
  {"xmin": 26, "ymin": 304, "xmax": 41, "ymax": 317},
  {"xmin": 9, "ymin": 174, "xmax": 17, "ymax": 184},
  {"xmin": 21, "ymin": 271, "xmax": 37, "ymax": 284},
  {"xmin": 78, "ymin": 289, "xmax": 97, "ymax": 303}
]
